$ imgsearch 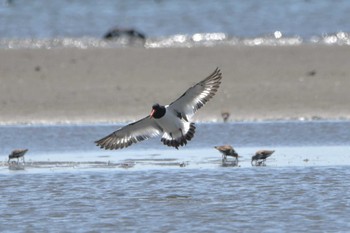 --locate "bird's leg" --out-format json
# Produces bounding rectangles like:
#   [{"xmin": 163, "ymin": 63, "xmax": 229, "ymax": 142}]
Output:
[
  {"xmin": 222, "ymin": 155, "xmax": 227, "ymax": 163},
  {"xmin": 178, "ymin": 128, "xmax": 187, "ymax": 146},
  {"xmin": 179, "ymin": 128, "xmax": 184, "ymax": 137},
  {"xmin": 234, "ymin": 157, "xmax": 238, "ymax": 166}
]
